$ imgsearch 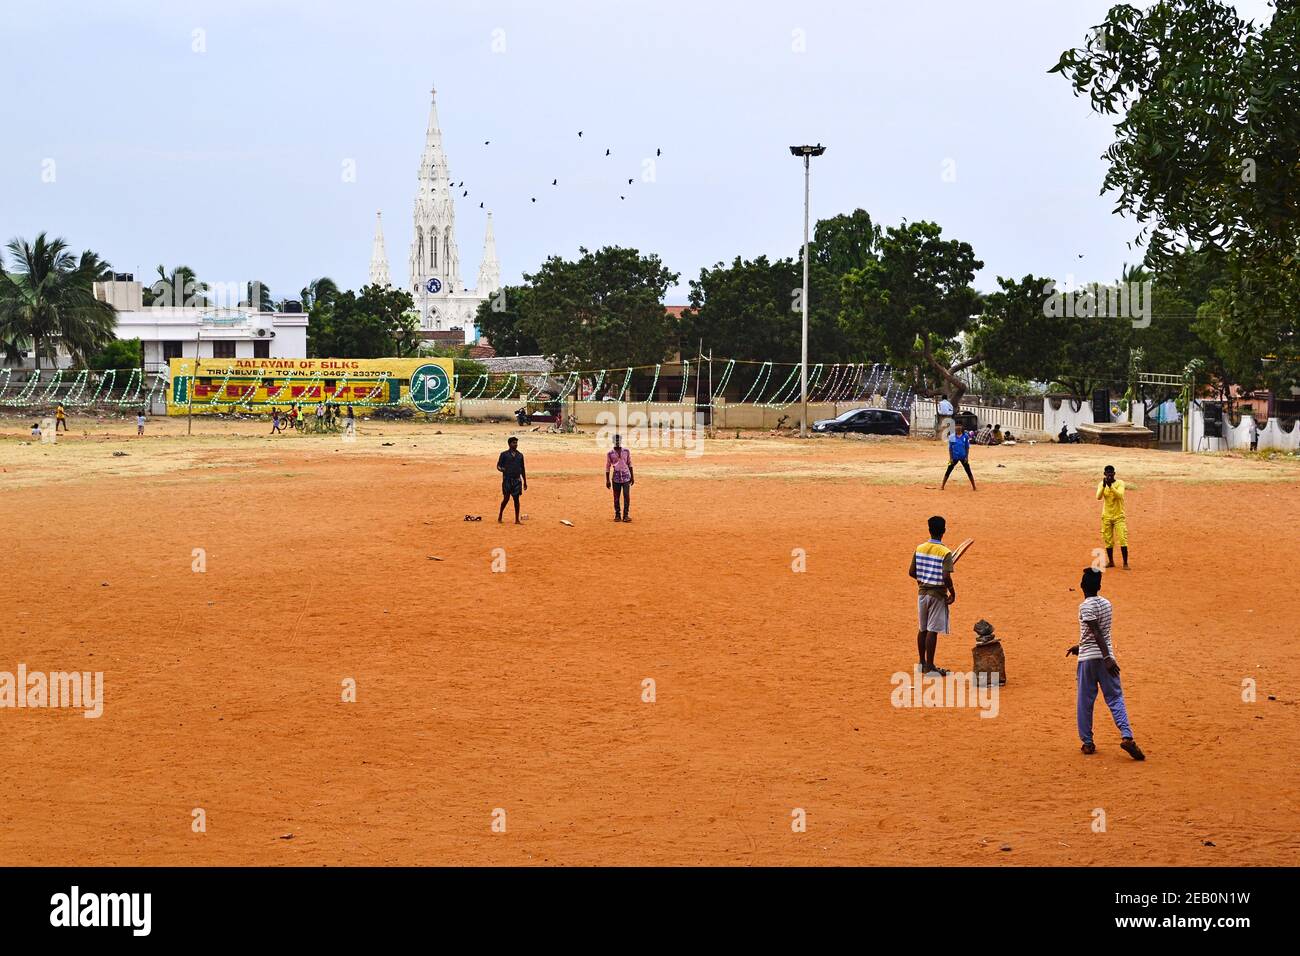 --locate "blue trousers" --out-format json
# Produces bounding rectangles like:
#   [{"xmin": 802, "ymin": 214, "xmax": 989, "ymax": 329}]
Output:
[{"xmin": 1076, "ymin": 658, "xmax": 1132, "ymax": 743}]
